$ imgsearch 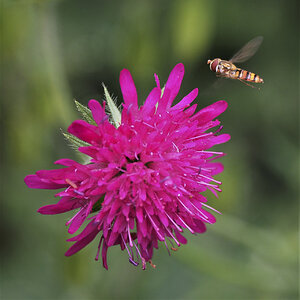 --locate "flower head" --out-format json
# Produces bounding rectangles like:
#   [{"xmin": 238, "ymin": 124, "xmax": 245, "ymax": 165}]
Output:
[{"xmin": 25, "ymin": 63, "xmax": 230, "ymax": 269}]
